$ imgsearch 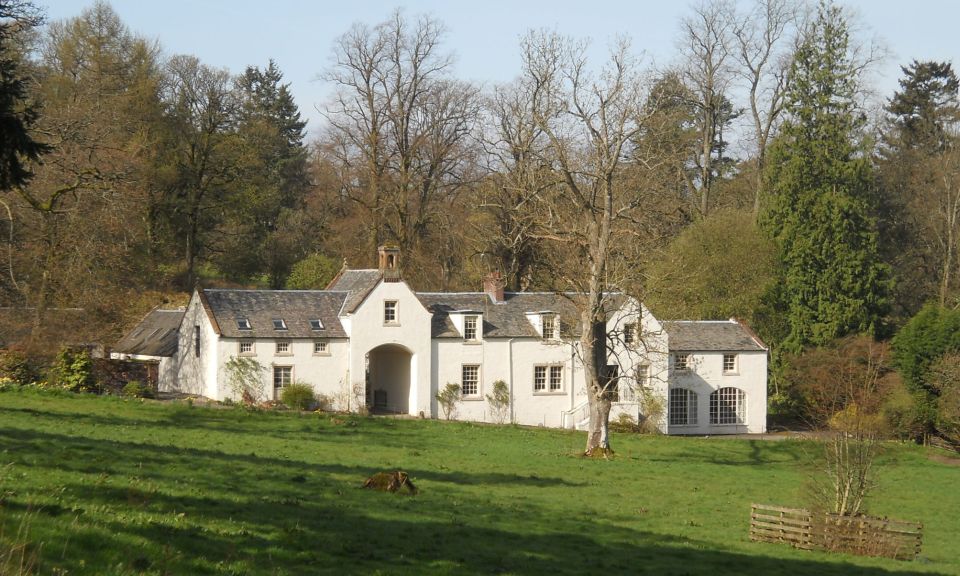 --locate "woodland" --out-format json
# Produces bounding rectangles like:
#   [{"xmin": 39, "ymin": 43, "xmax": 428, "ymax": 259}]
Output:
[{"xmin": 2, "ymin": 0, "xmax": 960, "ymax": 446}]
